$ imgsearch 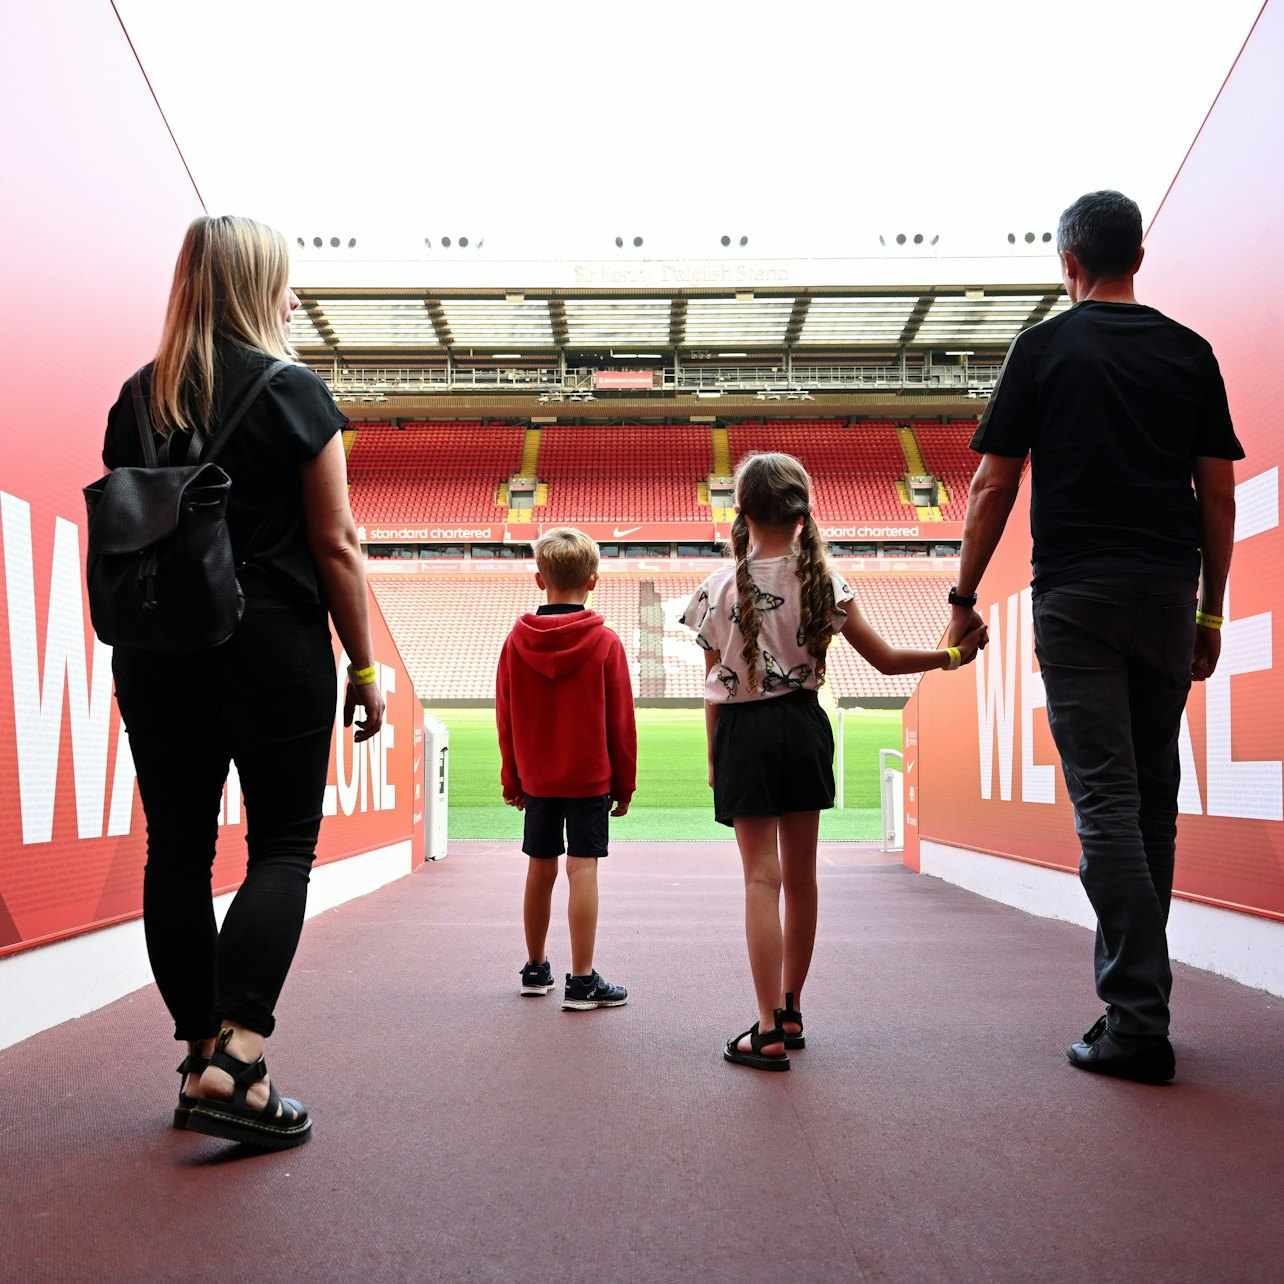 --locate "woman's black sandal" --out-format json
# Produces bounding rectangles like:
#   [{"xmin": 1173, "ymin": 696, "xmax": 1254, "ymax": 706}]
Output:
[
  {"xmin": 173, "ymin": 1051, "xmax": 209, "ymax": 1130},
  {"xmin": 782, "ymin": 992, "xmax": 805, "ymax": 1050},
  {"xmin": 724, "ymin": 1010, "xmax": 791, "ymax": 1071},
  {"xmin": 184, "ymin": 1030, "xmax": 312, "ymax": 1150}
]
